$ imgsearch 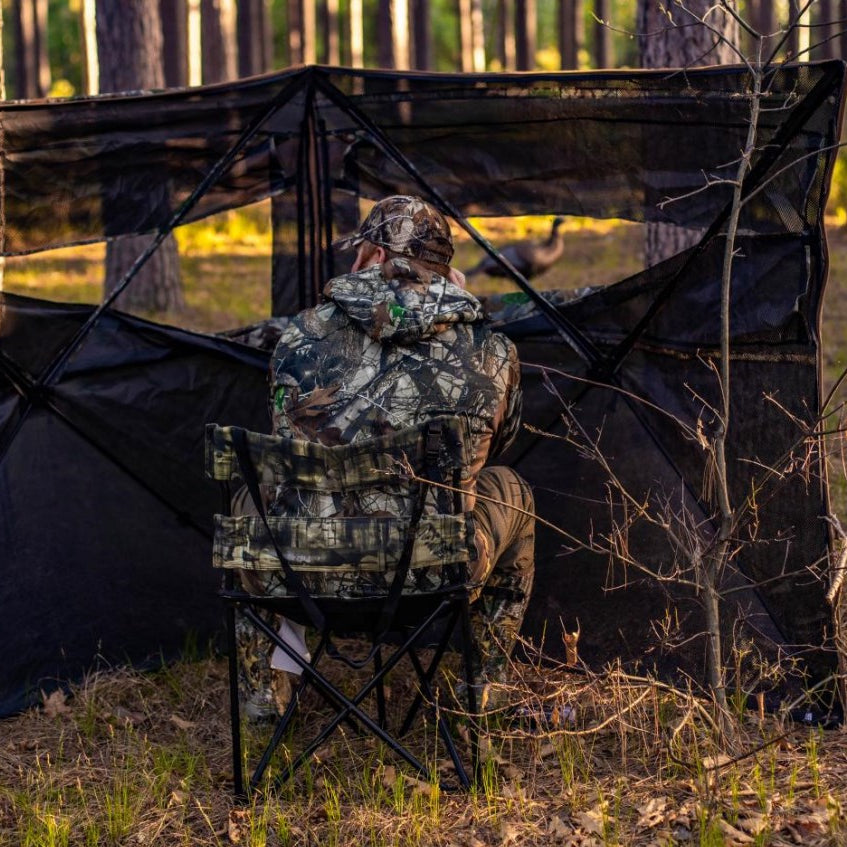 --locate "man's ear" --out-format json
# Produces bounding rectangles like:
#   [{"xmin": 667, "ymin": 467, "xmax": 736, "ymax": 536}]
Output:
[{"xmin": 373, "ymin": 246, "xmax": 387, "ymax": 265}]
